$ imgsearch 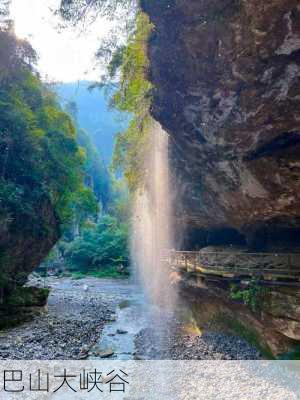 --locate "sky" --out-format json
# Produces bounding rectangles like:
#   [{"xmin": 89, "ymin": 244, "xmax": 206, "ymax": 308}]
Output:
[{"xmin": 10, "ymin": 0, "xmax": 114, "ymax": 82}]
